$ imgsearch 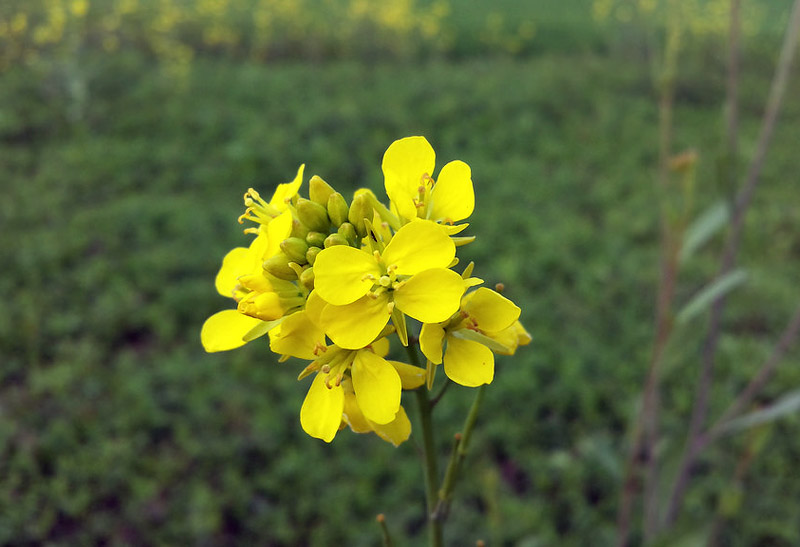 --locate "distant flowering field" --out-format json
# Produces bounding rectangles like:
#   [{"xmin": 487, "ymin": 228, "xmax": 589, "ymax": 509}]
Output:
[{"xmin": 0, "ymin": 0, "xmax": 451, "ymax": 70}]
